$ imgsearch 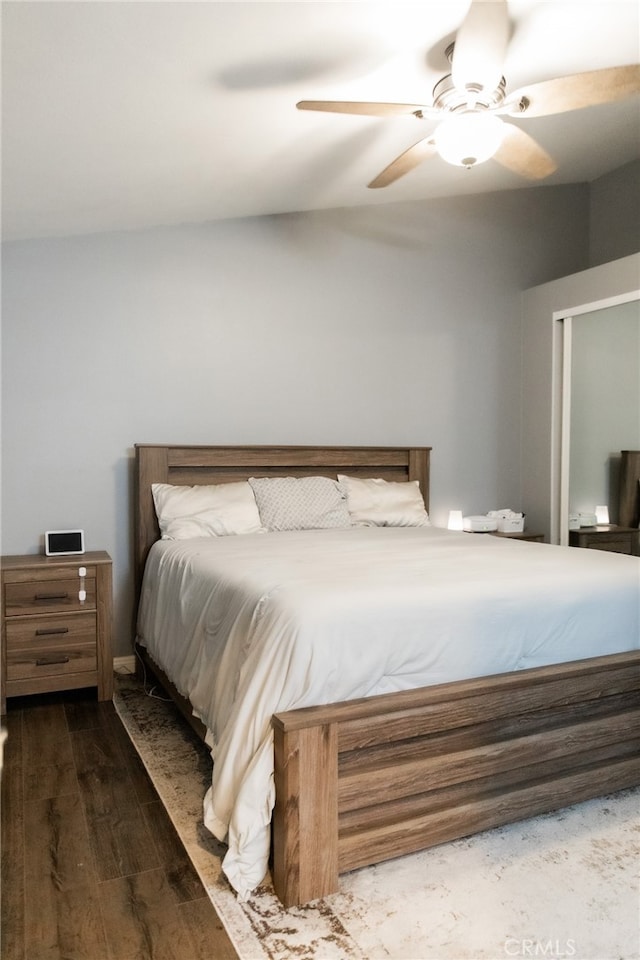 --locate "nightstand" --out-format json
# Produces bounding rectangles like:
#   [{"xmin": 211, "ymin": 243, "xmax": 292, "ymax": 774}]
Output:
[
  {"xmin": 1, "ymin": 551, "xmax": 113, "ymax": 714},
  {"xmin": 490, "ymin": 531, "xmax": 545, "ymax": 543},
  {"xmin": 569, "ymin": 525, "xmax": 639, "ymax": 555}
]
